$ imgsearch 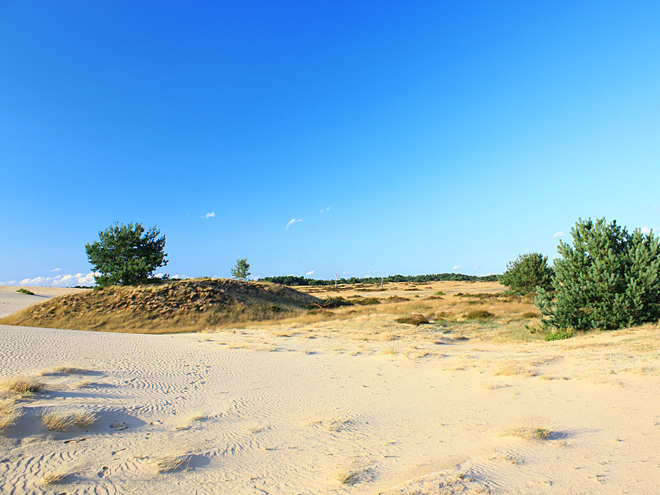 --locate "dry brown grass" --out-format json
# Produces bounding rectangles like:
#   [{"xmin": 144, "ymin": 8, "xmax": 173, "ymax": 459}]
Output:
[
  {"xmin": 41, "ymin": 410, "xmax": 97, "ymax": 431},
  {"xmin": 0, "ymin": 278, "xmax": 317, "ymax": 334},
  {"xmin": 38, "ymin": 366, "xmax": 88, "ymax": 376},
  {"xmin": 1, "ymin": 377, "xmax": 45, "ymax": 395},
  {"xmin": 504, "ymin": 426, "xmax": 553, "ymax": 440},
  {"xmin": 151, "ymin": 453, "xmax": 192, "ymax": 473},
  {"xmin": 42, "ymin": 471, "xmax": 68, "ymax": 484},
  {"xmin": 0, "ymin": 399, "xmax": 22, "ymax": 433}
]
